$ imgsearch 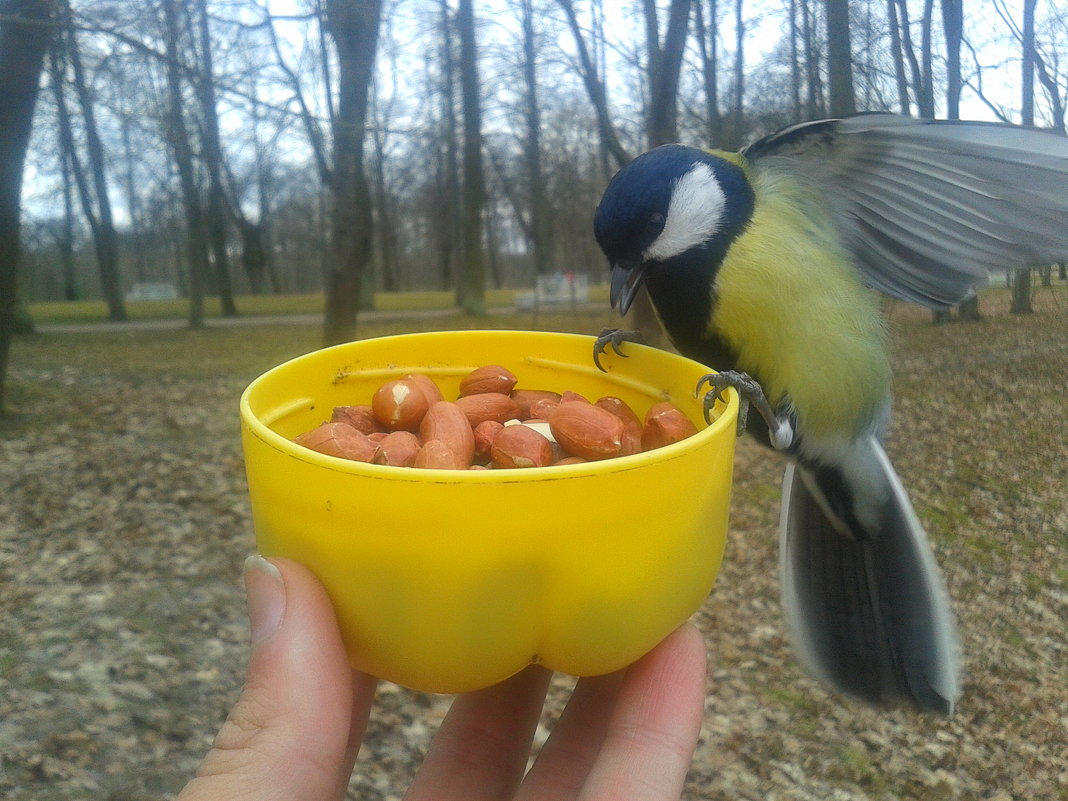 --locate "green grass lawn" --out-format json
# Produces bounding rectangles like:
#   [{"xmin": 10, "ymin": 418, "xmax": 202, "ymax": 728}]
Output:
[
  {"xmin": 27, "ymin": 286, "xmax": 613, "ymax": 325},
  {"xmin": 8, "ymin": 307, "xmax": 621, "ymax": 386}
]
